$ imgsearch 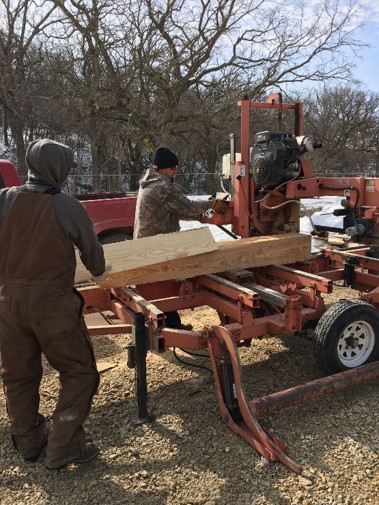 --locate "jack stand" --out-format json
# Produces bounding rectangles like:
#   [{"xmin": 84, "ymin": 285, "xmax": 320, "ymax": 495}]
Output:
[{"xmin": 127, "ymin": 313, "xmax": 154, "ymax": 424}]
